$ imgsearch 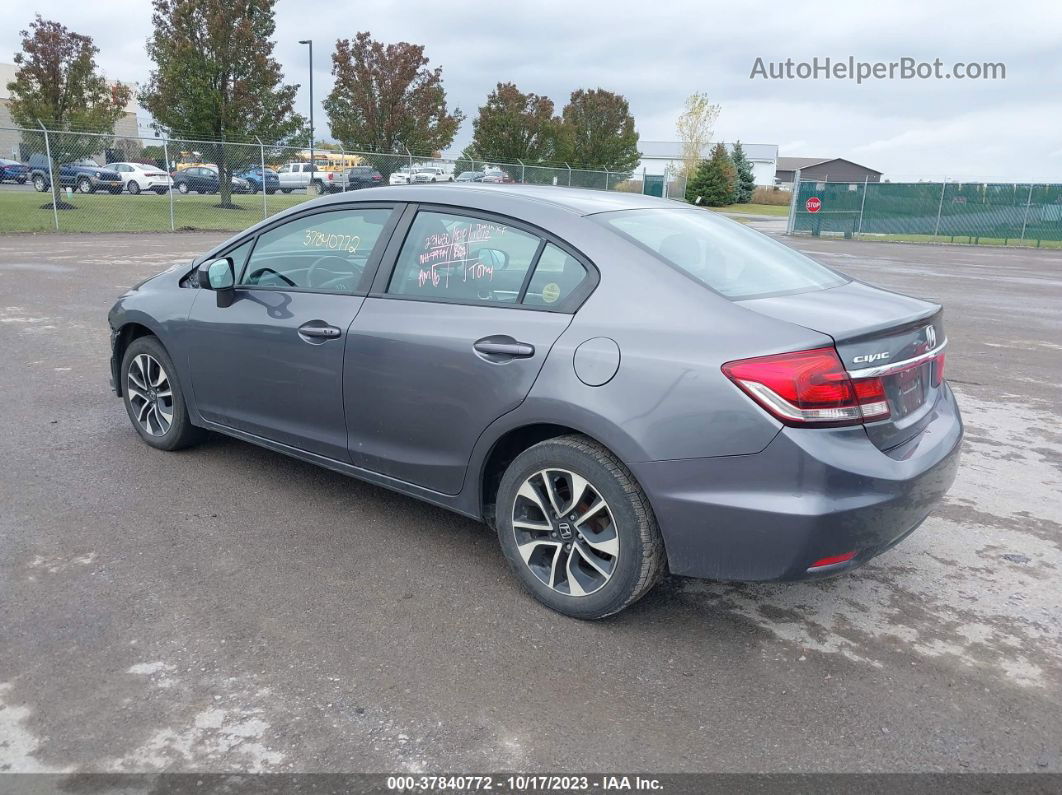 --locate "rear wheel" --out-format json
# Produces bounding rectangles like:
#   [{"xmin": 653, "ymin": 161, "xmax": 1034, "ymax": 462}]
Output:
[
  {"xmin": 495, "ymin": 435, "xmax": 665, "ymax": 619},
  {"xmin": 280, "ymin": 188, "xmax": 292, "ymax": 194},
  {"xmin": 121, "ymin": 336, "xmax": 204, "ymax": 451}
]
